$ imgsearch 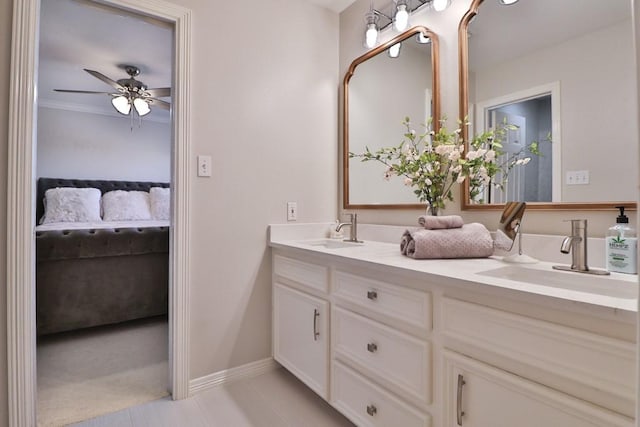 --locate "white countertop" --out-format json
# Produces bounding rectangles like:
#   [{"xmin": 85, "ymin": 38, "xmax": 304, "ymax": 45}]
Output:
[{"xmin": 269, "ymin": 223, "xmax": 638, "ymax": 313}]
